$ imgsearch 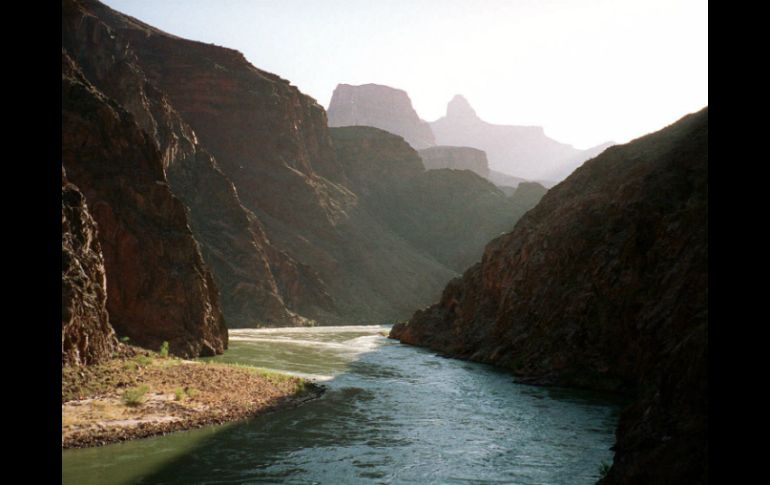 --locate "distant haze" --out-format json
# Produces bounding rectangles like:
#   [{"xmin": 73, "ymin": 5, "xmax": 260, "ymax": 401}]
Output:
[{"xmin": 101, "ymin": 0, "xmax": 707, "ymax": 149}]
